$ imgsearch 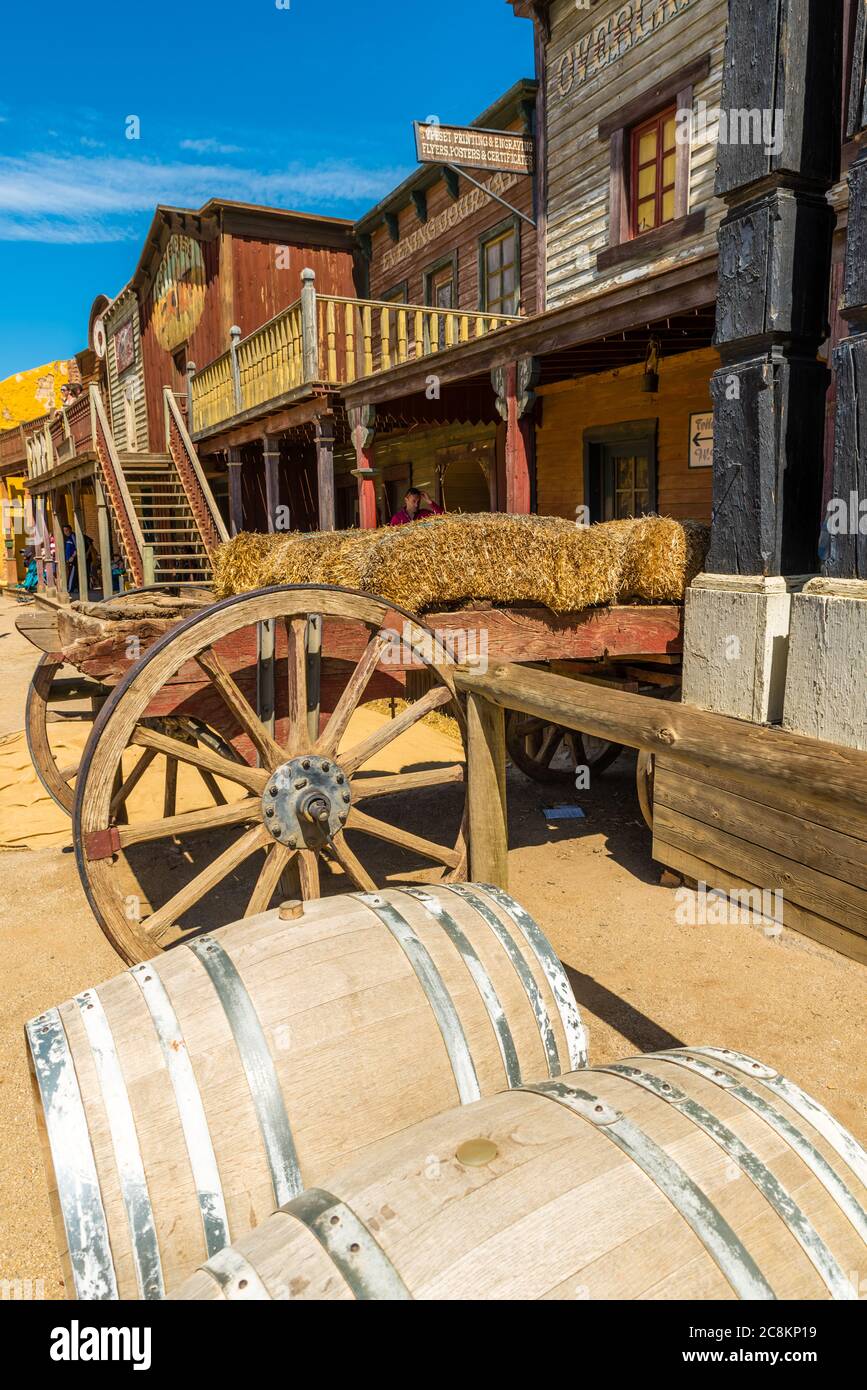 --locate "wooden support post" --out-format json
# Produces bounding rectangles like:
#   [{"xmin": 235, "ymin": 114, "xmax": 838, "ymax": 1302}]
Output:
[
  {"xmin": 707, "ymin": 0, "xmax": 843, "ymax": 576},
  {"xmin": 226, "ymin": 447, "xmax": 244, "ymax": 538},
  {"xmin": 825, "ymin": 13, "xmax": 867, "ymax": 578},
  {"xmin": 50, "ymin": 492, "xmax": 69, "ymax": 602},
  {"xmin": 314, "ymin": 413, "xmax": 336, "ymax": 532},
  {"xmin": 466, "ymin": 691, "xmax": 509, "ymax": 890},
  {"xmin": 262, "ymin": 435, "xmax": 281, "ymax": 533},
  {"xmin": 94, "ymin": 477, "xmax": 113, "ymax": 598},
  {"xmin": 491, "ymin": 359, "xmax": 539, "ymax": 515},
  {"xmin": 300, "ymin": 268, "xmax": 319, "ymax": 383},
  {"xmin": 348, "ymin": 404, "xmax": 378, "ymax": 530},
  {"xmin": 71, "ymin": 481, "xmax": 89, "ymax": 602}
]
